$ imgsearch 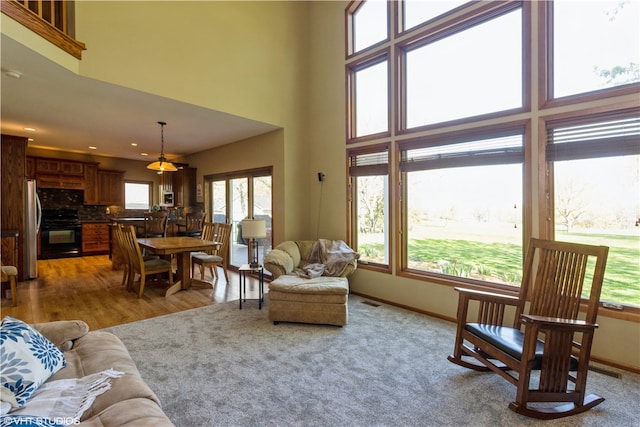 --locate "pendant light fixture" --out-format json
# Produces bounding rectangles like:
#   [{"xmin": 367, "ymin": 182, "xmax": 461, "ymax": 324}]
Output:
[{"xmin": 147, "ymin": 121, "xmax": 177, "ymax": 172}]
